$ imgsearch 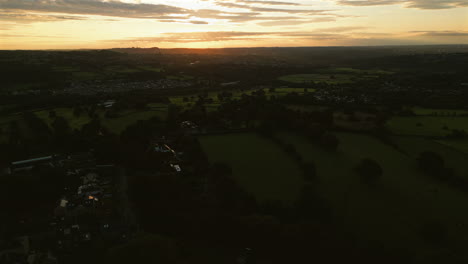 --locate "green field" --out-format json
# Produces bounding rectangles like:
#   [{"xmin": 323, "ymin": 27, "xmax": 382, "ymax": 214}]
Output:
[
  {"xmin": 51, "ymin": 64, "xmax": 165, "ymax": 81},
  {"xmin": 279, "ymin": 67, "xmax": 393, "ymax": 84},
  {"xmin": 437, "ymin": 139, "xmax": 468, "ymax": 154},
  {"xmin": 319, "ymin": 67, "xmax": 393, "ymax": 75},
  {"xmin": 168, "ymin": 88, "xmax": 309, "ymax": 110},
  {"xmin": 34, "ymin": 107, "xmax": 167, "ymax": 134},
  {"xmin": 279, "ymin": 73, "xmax": 353, "ymax": 84},
  {"xmin": 411, "ymin": 107, "xmax": 468, "ymax": 116},
  {"xmin": 285, "ymin": 104, "xmax": 329, "ymax": 112},
  {"xmin": 199, "ymin": 133, "xmax": 304, "ymax": 202},
  {"xmin": 200, "ymin": 131, "xmax": 468, "ymax": 262},
  {"xmin": 0, "ymin": 106, "xmax": 168, "ymax": 143},
  {"xmin": 387, "ymin": 116, "xmax": 468, "ymax": 136}
]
